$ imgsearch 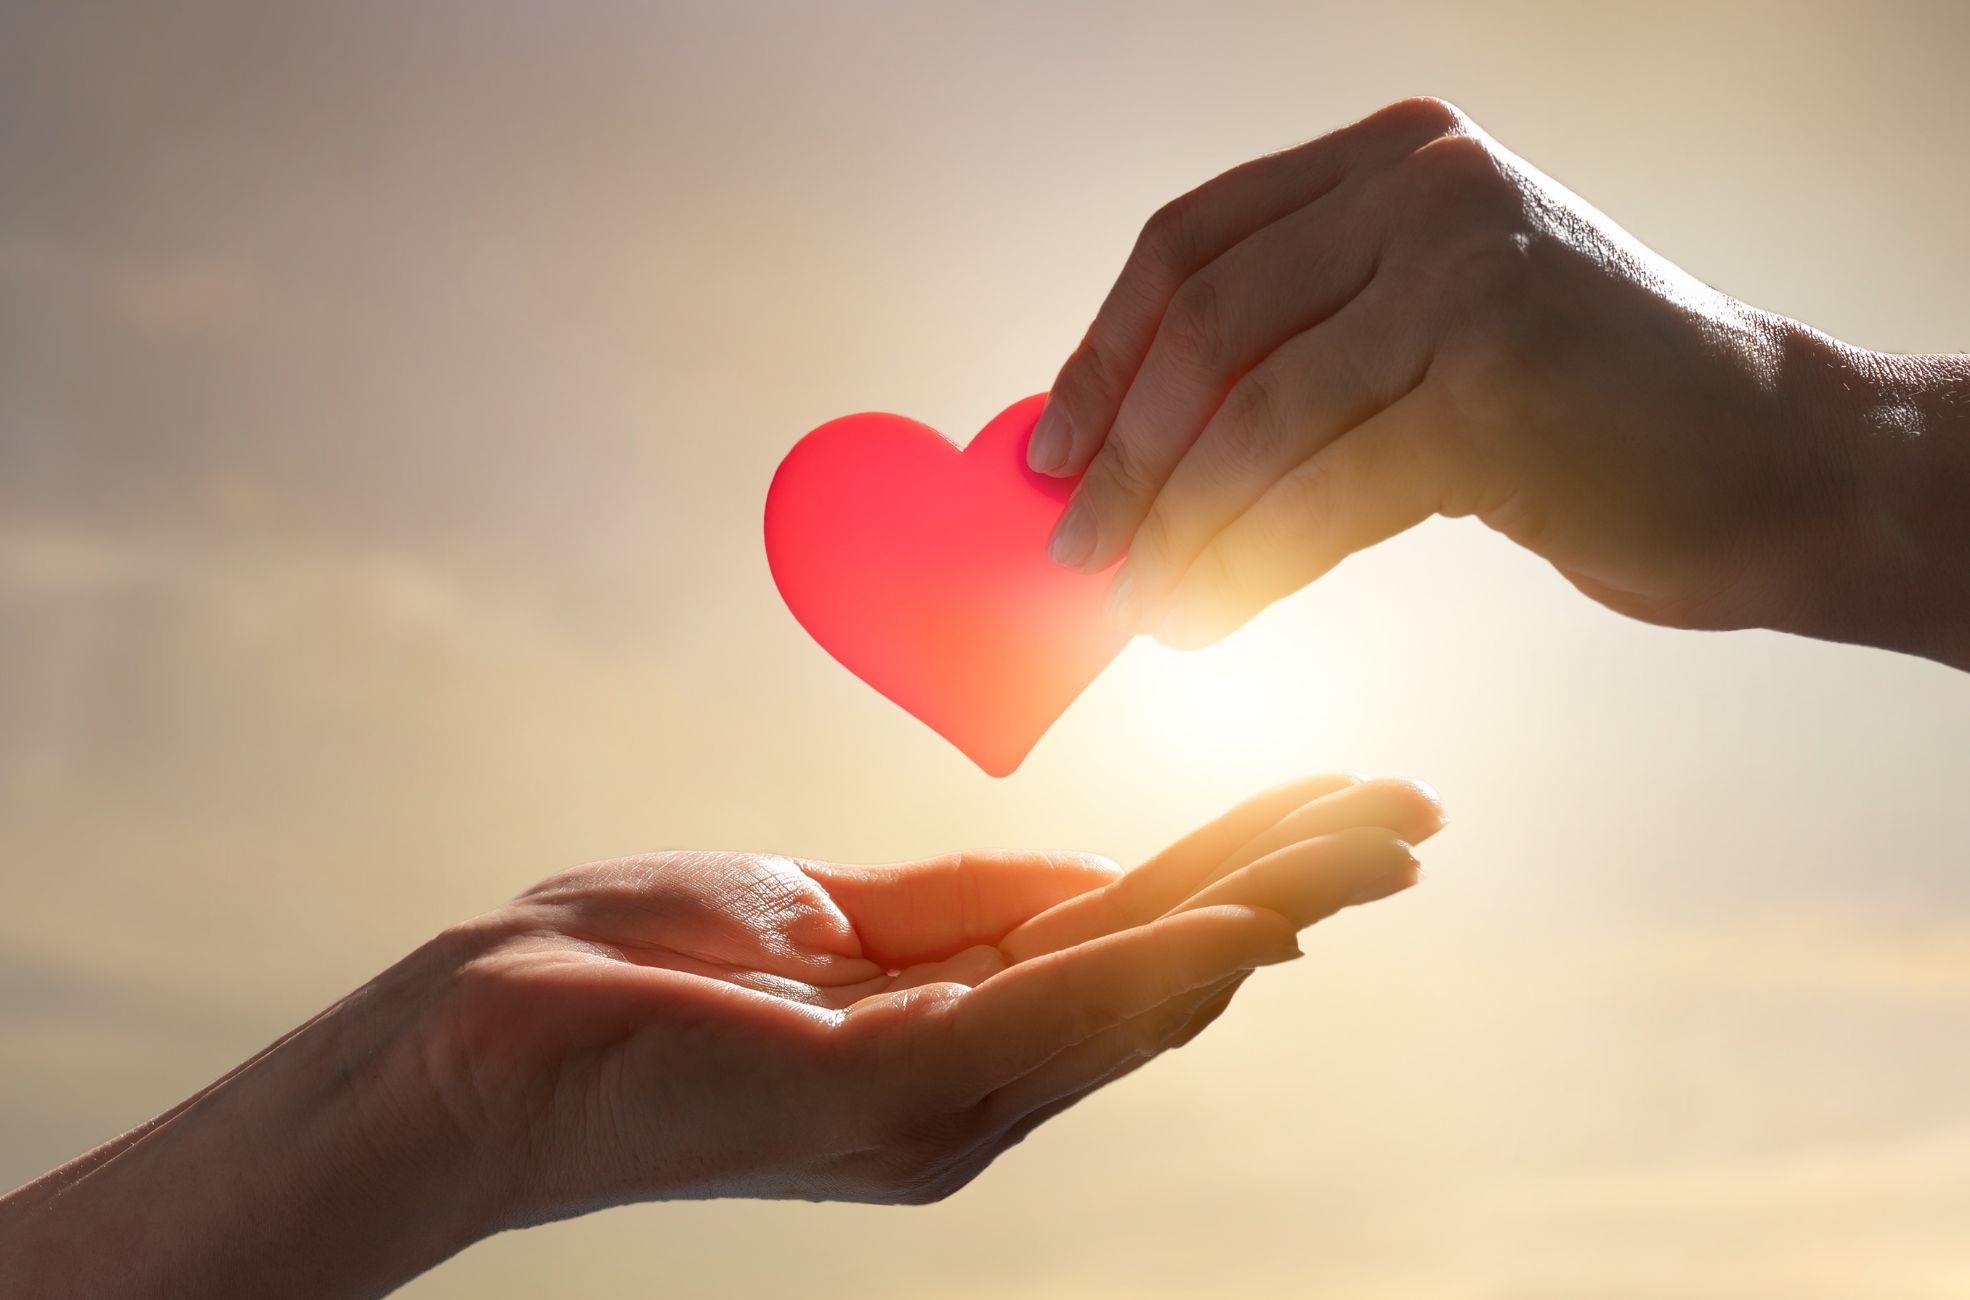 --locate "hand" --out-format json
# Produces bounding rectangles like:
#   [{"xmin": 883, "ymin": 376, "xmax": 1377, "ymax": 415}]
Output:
[
  {"xmin": 428, "ymin": 772, "xmax": 1444, "ymax": 1218},
  {"xmin": 1030, "ymin": 97, "xmax": 1970, "ymax": 668},
  {"xmin": 0, "ymin": 774, "xmax": 1445, "ymax": 1298}
]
